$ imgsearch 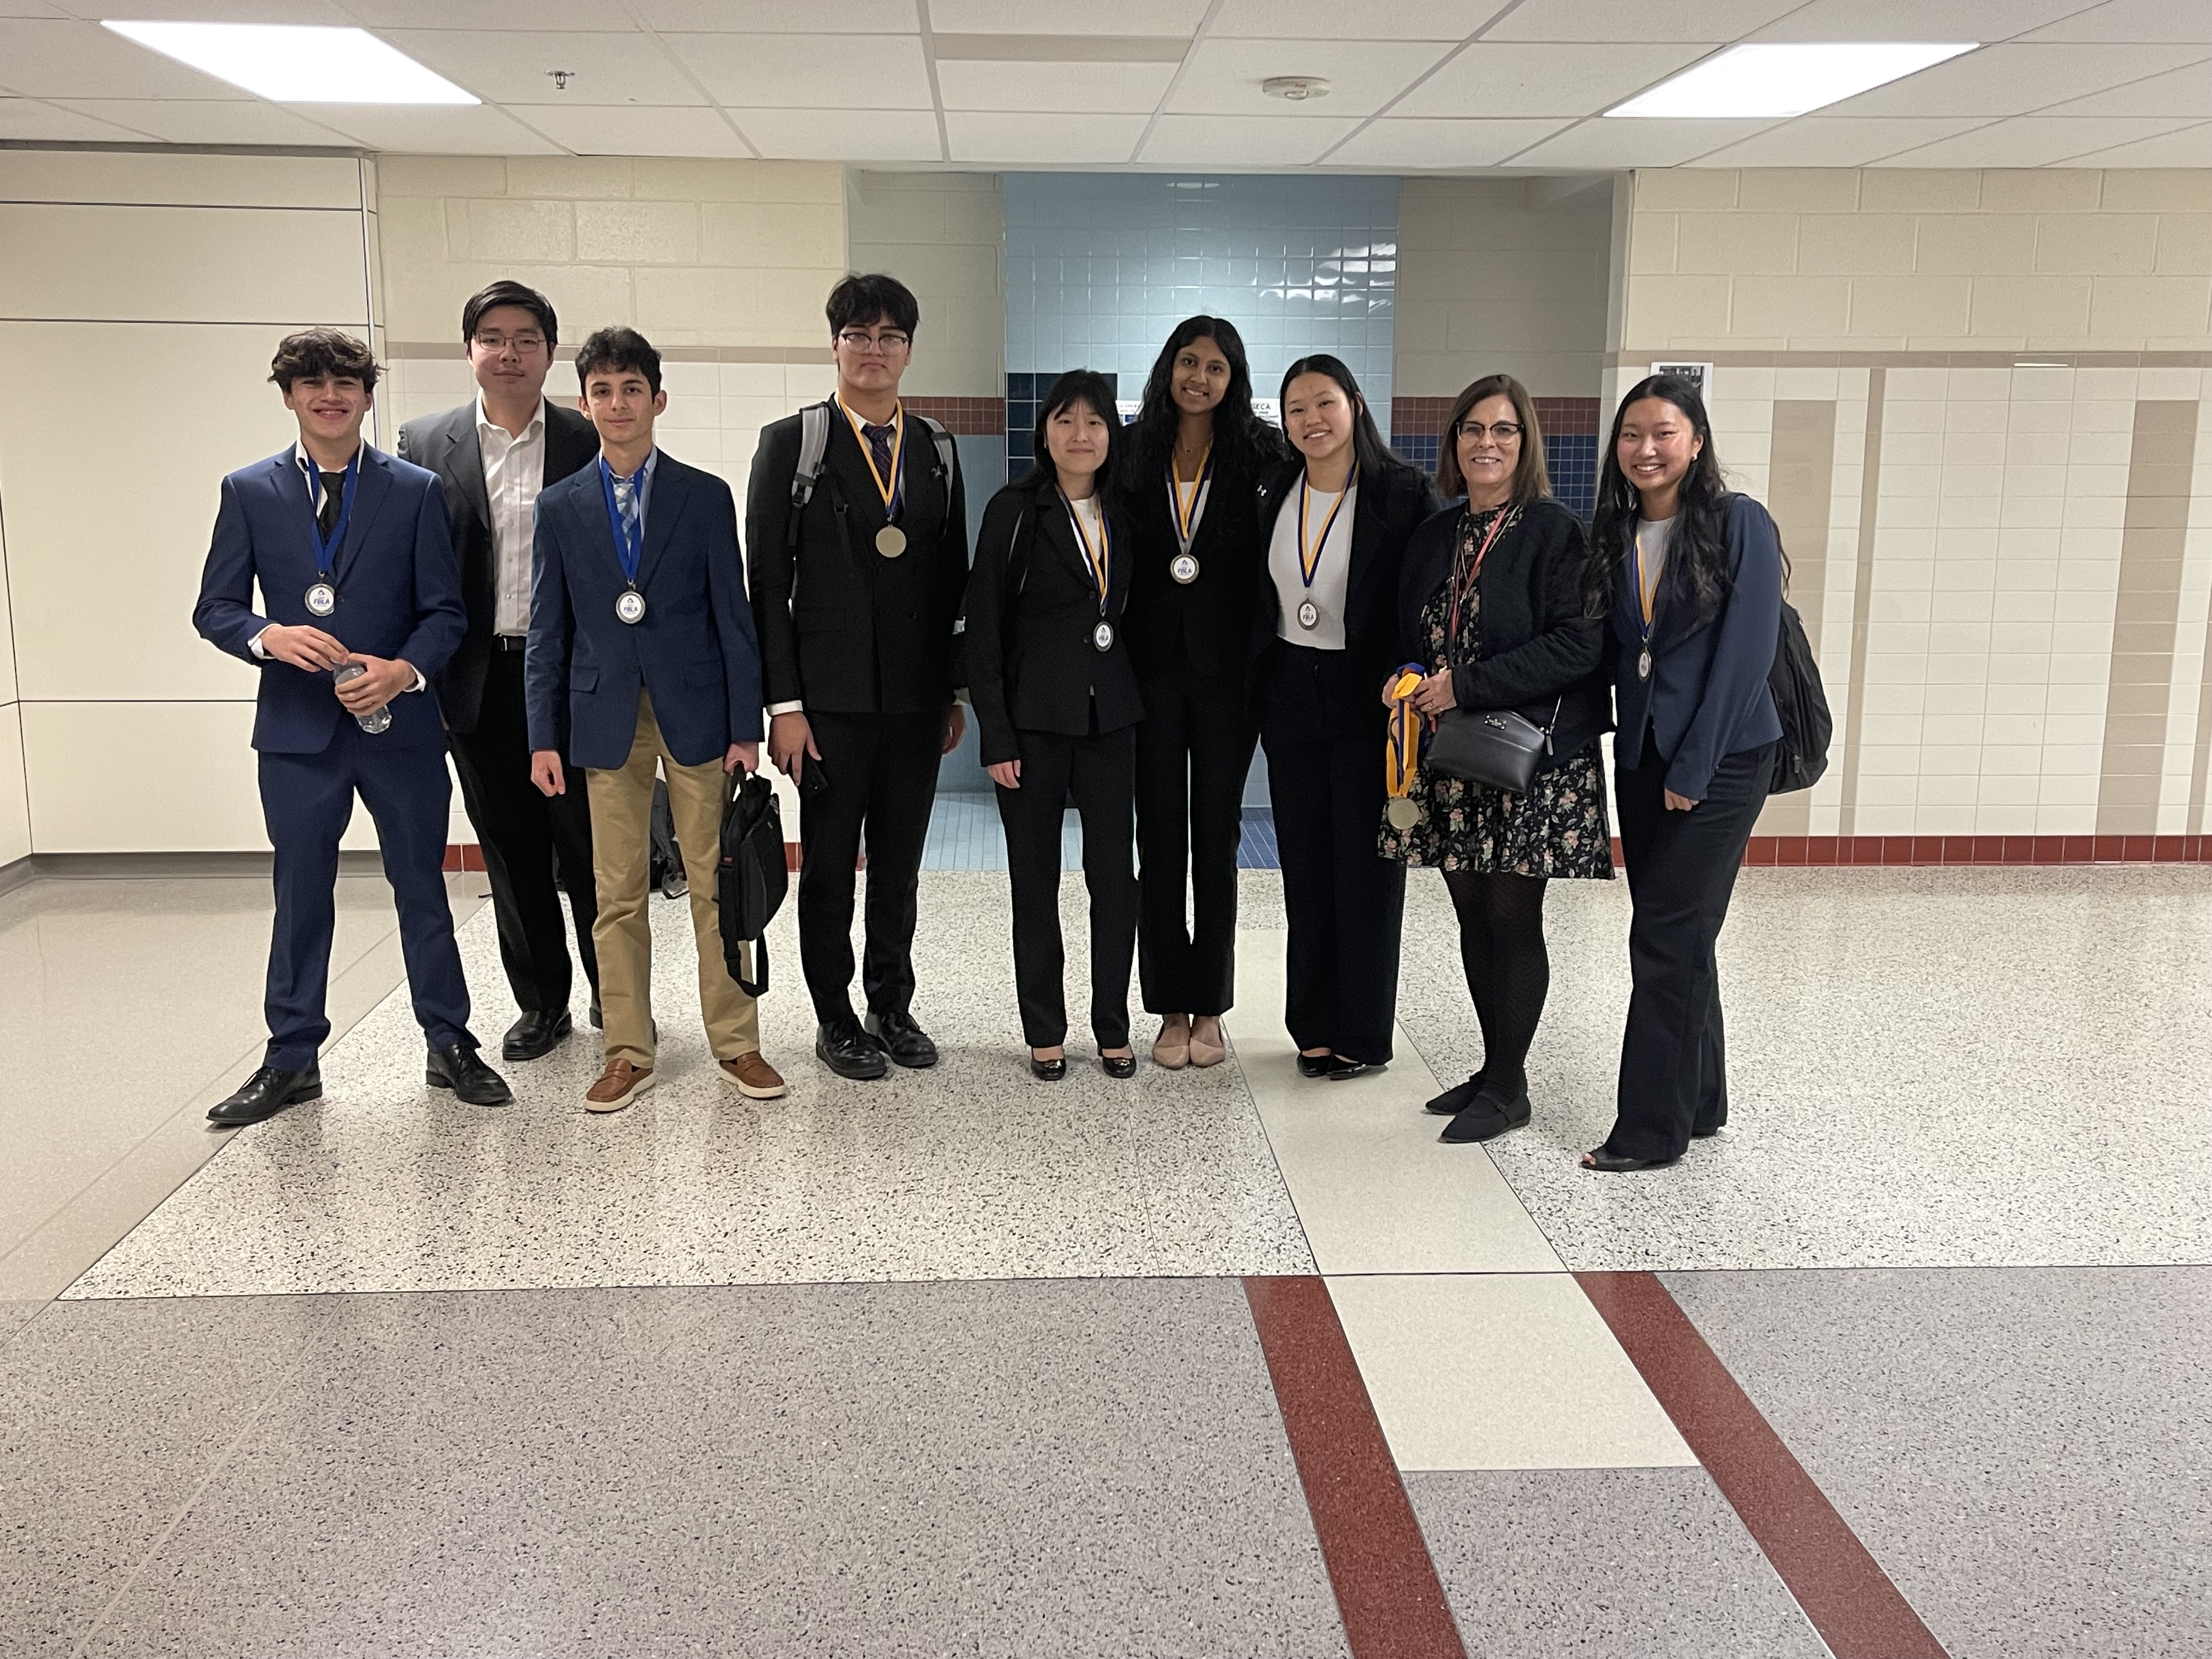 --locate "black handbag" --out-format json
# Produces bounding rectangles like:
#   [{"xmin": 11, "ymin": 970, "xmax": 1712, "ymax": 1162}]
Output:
[
  {"xmin": 718, "ymin": 771, "xmax": 787, "ymax": 998},
  {"xmin": 1425, "ymin": 697, "xmax": 1561, "ymax": 794}
]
